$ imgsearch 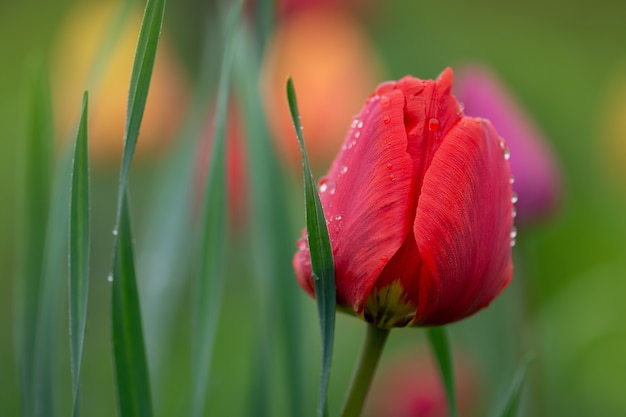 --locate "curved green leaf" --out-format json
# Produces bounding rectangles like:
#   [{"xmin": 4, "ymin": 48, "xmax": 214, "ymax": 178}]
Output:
[
  {"xmin": 494, "ymin": 352, "xmax": 535, "ymax": 417},
  {"xmin": 427, "ymin": 326, "xmax": 458, "ymax": 417},
  {"xmin": 68, "ymin": 91, "xmax": 90, "ymax": 417},
  {"xmin": 287, "ymin": 77, "xmax": 336, "ymax": 417}
]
